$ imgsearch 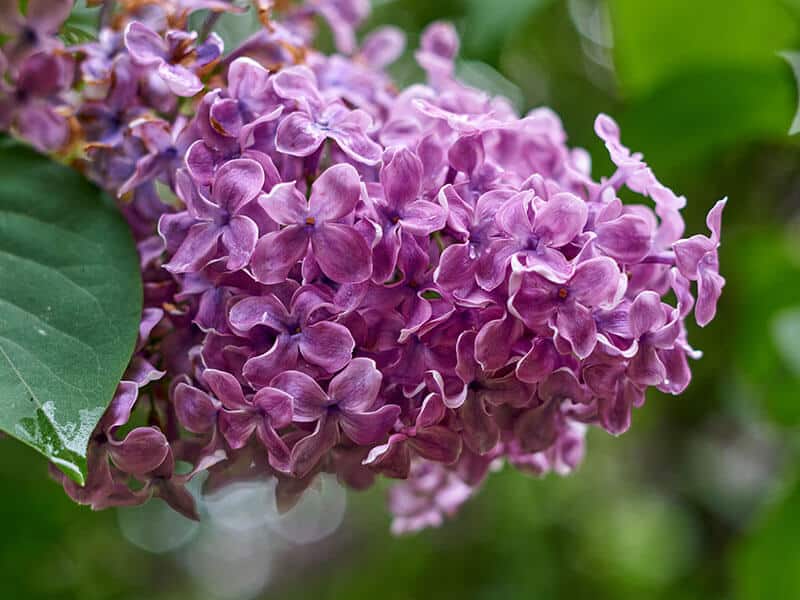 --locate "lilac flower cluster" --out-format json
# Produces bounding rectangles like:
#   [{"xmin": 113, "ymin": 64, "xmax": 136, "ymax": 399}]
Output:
[{"xmin": 1, "ymin": 1, "xmax": 725, "ymax": 533}]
